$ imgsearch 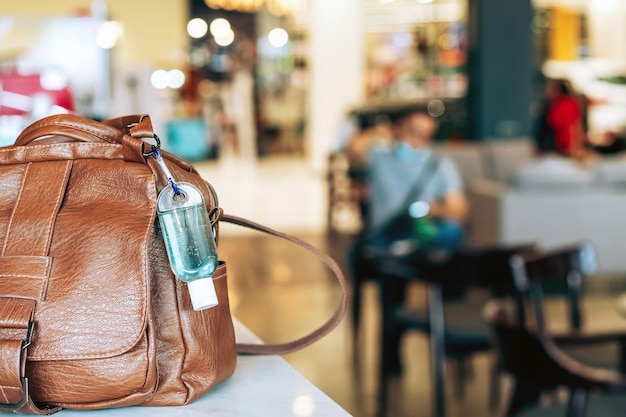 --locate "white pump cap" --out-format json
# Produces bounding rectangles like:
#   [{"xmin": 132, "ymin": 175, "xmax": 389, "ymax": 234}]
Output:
[{"xmin": 187, "ymin": 278, "xmax": 218, "ymax": 311}]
